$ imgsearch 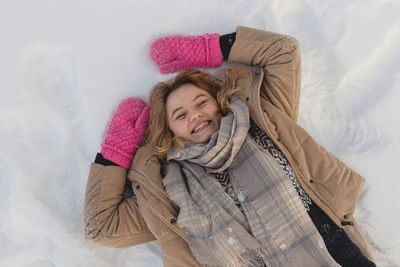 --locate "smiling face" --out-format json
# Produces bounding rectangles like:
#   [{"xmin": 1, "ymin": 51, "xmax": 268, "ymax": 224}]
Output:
[{"xmin": 166, "ymin": 83, "xmax": 222, "ymax": 144}]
